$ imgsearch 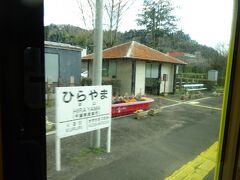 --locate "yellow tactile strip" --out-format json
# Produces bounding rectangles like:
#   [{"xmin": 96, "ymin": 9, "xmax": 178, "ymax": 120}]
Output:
[{"xmin": 165, "ymin": 141, "xmax": 218, "ymax": 180}]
